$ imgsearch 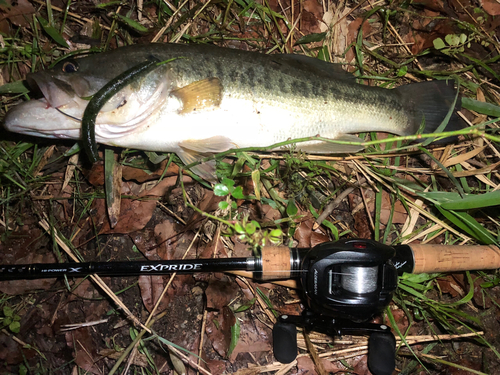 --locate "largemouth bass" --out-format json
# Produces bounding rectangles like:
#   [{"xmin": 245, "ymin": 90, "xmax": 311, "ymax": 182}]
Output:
[{"xmin": 4, "ymin": 43, "xmax": 461, "ymax": 180}]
